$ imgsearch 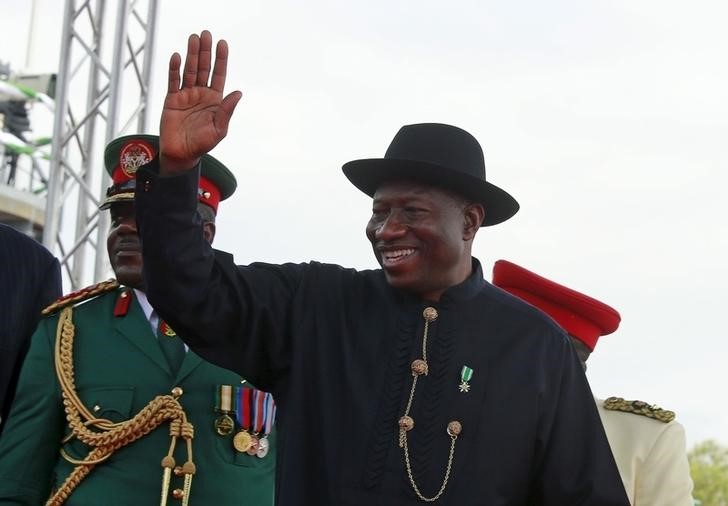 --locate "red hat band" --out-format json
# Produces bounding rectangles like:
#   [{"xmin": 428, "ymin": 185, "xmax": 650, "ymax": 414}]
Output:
[{"xmin": 198, "ymin": 175, "xmax": 222, "ymax": 213}]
